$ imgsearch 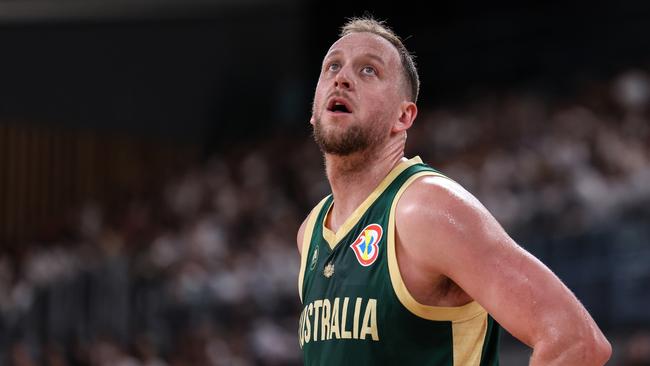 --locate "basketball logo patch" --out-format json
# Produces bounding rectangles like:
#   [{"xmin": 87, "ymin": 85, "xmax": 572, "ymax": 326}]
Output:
[{"xmin": 350, "ymin": 224, "xmax": 383, "ymax": 267}]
